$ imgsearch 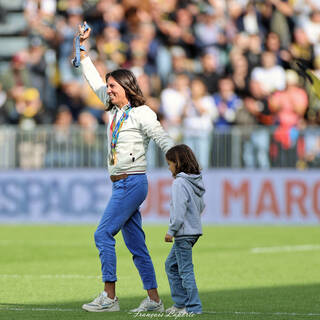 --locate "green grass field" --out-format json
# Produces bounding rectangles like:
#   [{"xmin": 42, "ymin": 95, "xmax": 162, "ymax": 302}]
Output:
[{"xmin": 0, "ymin": 225, "xmax": 320, "ymax": 320}]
